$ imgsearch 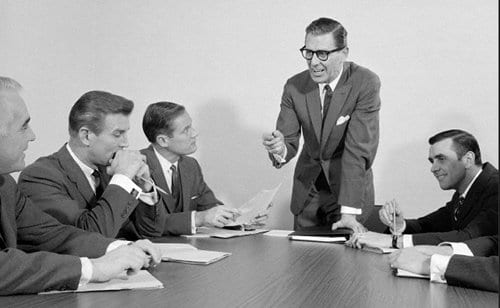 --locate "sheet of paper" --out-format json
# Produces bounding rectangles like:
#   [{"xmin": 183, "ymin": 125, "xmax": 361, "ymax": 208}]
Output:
[
  {"xmin": 396, "ymin": 269, "xmax": 430, "ymax": 279},
  {"xmin": 264, "ymin": 230, "xmax": 294, "ymax": 237},
  {"xmin": 226, "ymin": 184, "xmax": 281, "ymax": 227},
  {"xmin": 289, "ymin": 235, "xmax": 346, "ymax": 243},
  {"xmin": 39, "ymin": 270, "xmax": 163, "ymax": 294},
  {"xmin": 155, "ymin": 243, "xmax": 231, "ymax": 264},
  {"xmin": 362, "ymin": 246, "xmax": 398, "ymax": 254}
]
